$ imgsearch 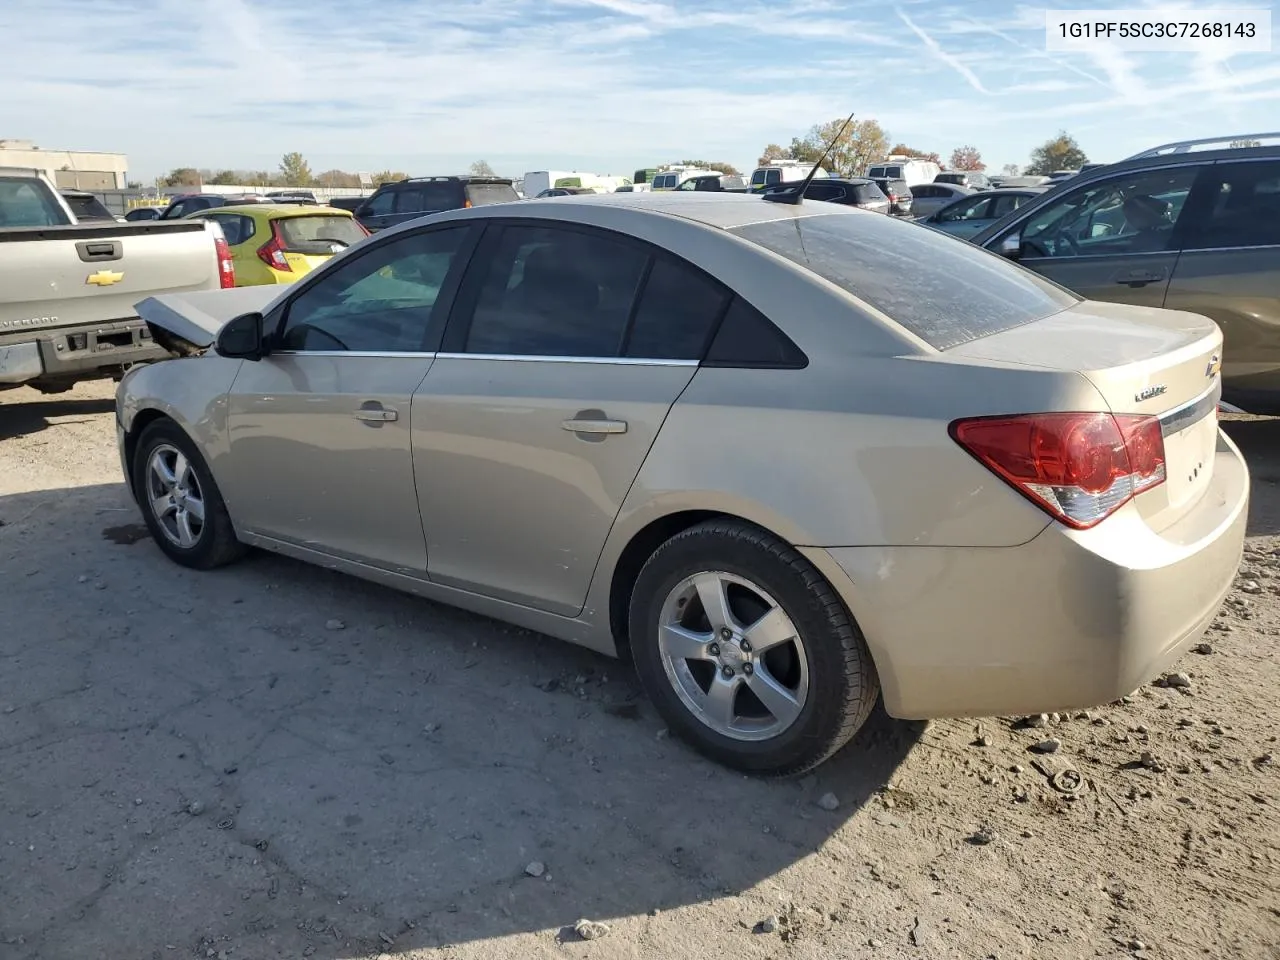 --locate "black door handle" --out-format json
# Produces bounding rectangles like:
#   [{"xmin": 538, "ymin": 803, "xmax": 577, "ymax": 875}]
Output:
[{"xmin": 1114, "ymin": 270, "xmax": 1166, "ymax": 288}]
